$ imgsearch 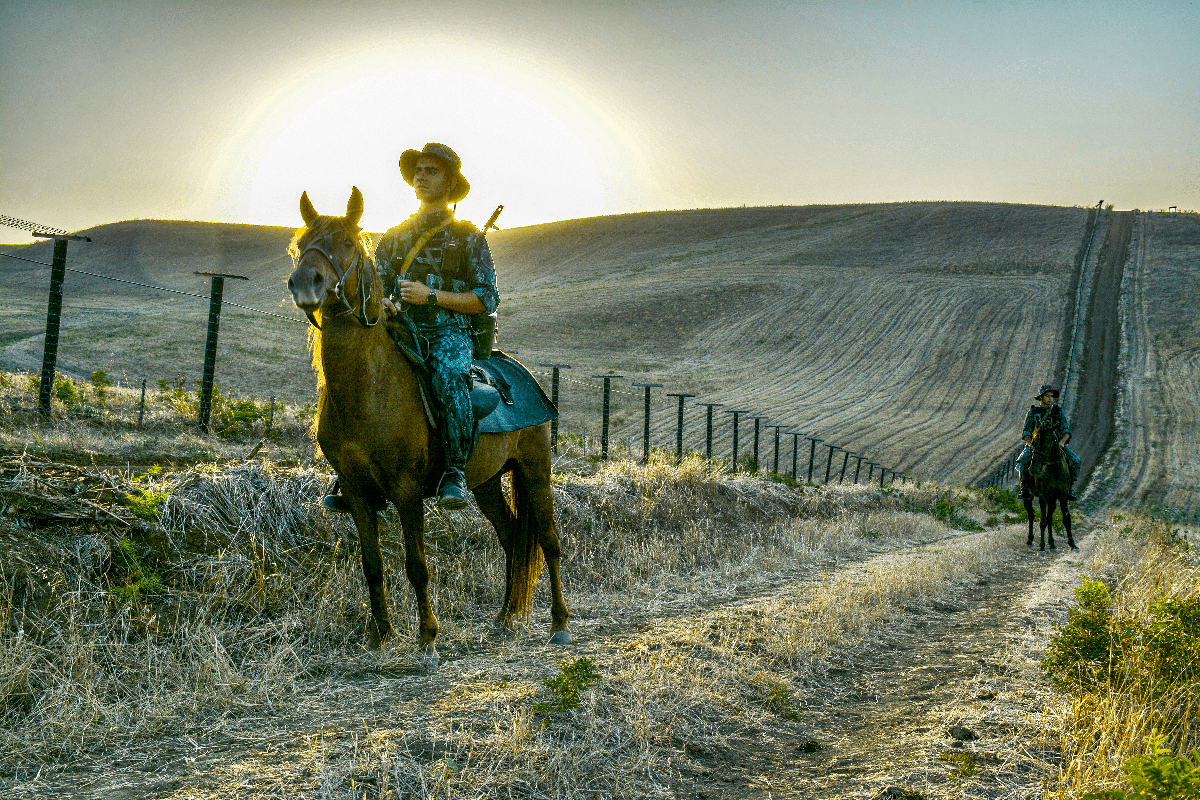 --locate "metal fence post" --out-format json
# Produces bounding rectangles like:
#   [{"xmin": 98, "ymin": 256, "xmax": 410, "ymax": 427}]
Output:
[
  {"xmin": 33, "ymin": 232, "xmax": 90, "ymax": 417},
  {"xmin": 839, "ymin": 450, "xmax": 852, "ymax": 482},
  {"xmin": 807, "ymin": 437, "xmax": 823, "ymax": 483},
  {"xmin": 137, "ymin": 379, "xmax": 147, "ymax": 430},
  {"xmin": 824, "ymin": 444, "xmax": 840, "ymax": 484},
  {"xmin": 632, "ymin": 382, "xmax": 662, "ymax": 463},
  {"xmin": 724, "ymin": 409, "xmax": 748, "ymax": 471},
  {"xmin": 768, "ymin": 424, "xmax": 786, "ymax": 475},
  {"xmin": 593, "ymin": 374, "xmax": 622, "ymax": 460},
  {"xmin": 750, "ymin": 416, "xmax": 767, "ymax": 473},
  {"xmin": 853, "ymin": 454, "xmax": 864, "ymax": 483},
  {"xmin": 195, "ymin": 271, "xmax": 247, "ymax": 431},
  {"xmin": 666, "ymin": 393, "xmax": 694, "ymax": 460},
  {"xmin": 789, "ymin": 432, "xmax": 802, "ymax": 480},
  {"xmin": 699, "ymin": 403, "xmax": 722, "ymax": 458},
  {"xmin": 540, "ymin": 363, "xmax": 570, "ymax": 448}
]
